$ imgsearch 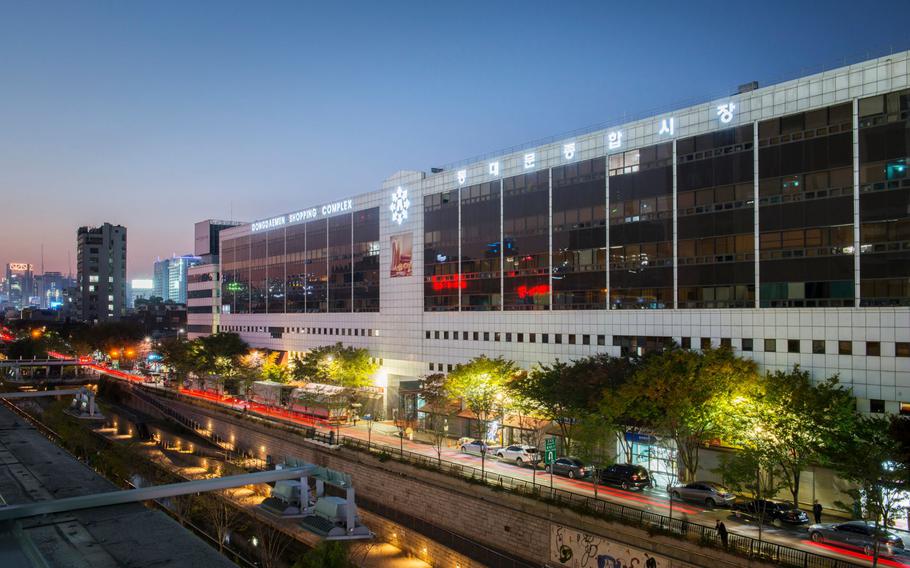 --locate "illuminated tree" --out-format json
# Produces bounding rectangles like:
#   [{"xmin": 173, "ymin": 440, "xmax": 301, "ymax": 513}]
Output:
[
  {"xmin": 622, "ymin": 347, "xmax": 758, "ymax": 482},
  {"xmin": 418, "ymin": 373, "xmax": 454, "ymax": 466},
  {"xmin": 444, "ymin": 355, "xmax": 519, "ymax": 441},
  {"xmin": 291, "ymin": 343, "xmax": 377, "ymax": 388}
]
